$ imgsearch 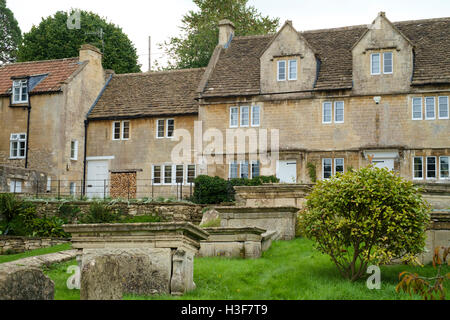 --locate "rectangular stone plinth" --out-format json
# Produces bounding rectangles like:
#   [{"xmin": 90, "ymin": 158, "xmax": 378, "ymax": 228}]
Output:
[
  {"xmin": 63, "ymin": 222, "xmax": 209, "ymax": 299},
  {"xmin": 215, "ymin": 207, "xmax": 298, "ymax": 240},
  {"xmin": 198, "ymin": 227, "xmax": 266, "ymax": 259}
]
